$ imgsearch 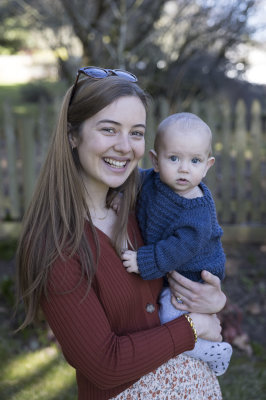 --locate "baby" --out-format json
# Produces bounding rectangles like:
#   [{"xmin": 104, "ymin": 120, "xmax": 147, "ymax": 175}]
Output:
[{"xmin": 122, "ymin": 112, "xmax": 232, "ymax": 376}]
